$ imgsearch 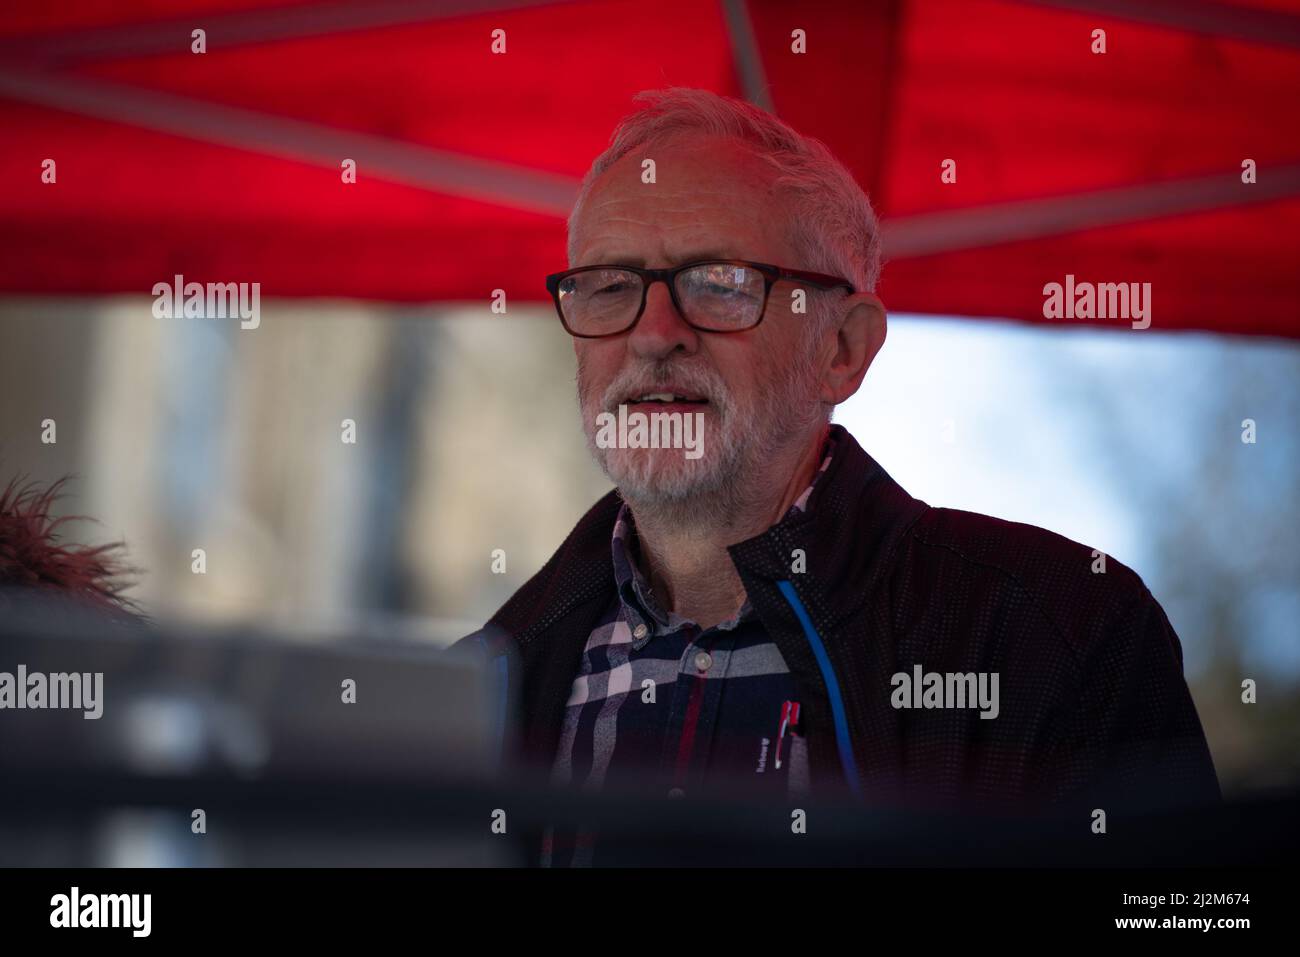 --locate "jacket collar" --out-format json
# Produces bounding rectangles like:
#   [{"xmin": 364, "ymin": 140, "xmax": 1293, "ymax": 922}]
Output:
[{"xmin": 726, "ymin": 425, "xmax": 928, "ymax": 634}]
